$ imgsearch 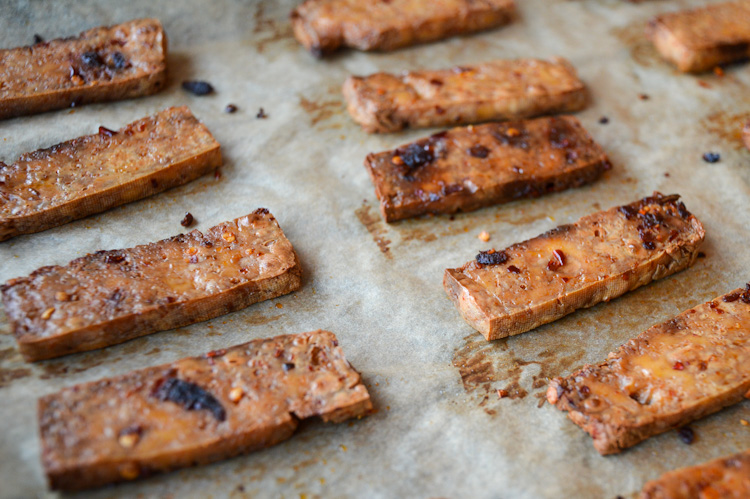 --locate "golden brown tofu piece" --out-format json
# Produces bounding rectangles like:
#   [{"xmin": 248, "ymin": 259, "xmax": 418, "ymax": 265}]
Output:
[
  {"xmin": 0, "ymin": 18, "xmax": 167, "ymax": 119},
  {"xmin": 641, "ymin": 450, "xmax": 750, "ymax": 499},
  {"xmin": 343, "ymin": 58, "xmax": 587, "ymax": 133},
  {"xmin": 647, "ymin": 2, "xmax": 750, "ymax": 73},
  {"xmin": 39, "ymin": 330, "xmax": 372, "ymax": 491},
  {"xmin": 1, "ymin": 209, "xmax": 301, "ymax": 361},
  {"xmin": 548, "ymin": 288, "xmax": 750, "ymax": 455},
  {"xmin": 291, "ymin": 0, "xmax": 516, "ymax": 57},
  {"xmin": 0, "ymin": 106, "xmax": 221, "ymax": 241},
  {"xmin": 365, "ymin": 116, "xmax": 611, "ymax": 222},
  {"xmin": 444, "ymin": 193, "xmax": 705, "ymax": 340},
  {"xmin": 743, "ymin": 119, "xmax": 750, "ymax": 151}
]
